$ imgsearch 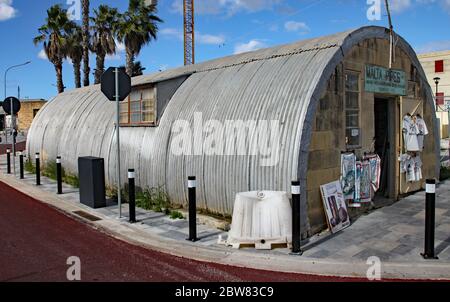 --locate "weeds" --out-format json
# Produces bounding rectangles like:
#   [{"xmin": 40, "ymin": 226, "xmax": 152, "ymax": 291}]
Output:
[
  {"xmin": 169, "ymin": 210, "xmax": 184, "ymax": 220},
  {"xmin": 136, "ymin": 186, "xmax": 170, "ymax": 214},
  {"xmin": 24, "ymin": 158, "xmax": 35, "ymax": 174},
  {"xmin": 440, "ymin": 166, "xmax": 450, "ymax": 181}
]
